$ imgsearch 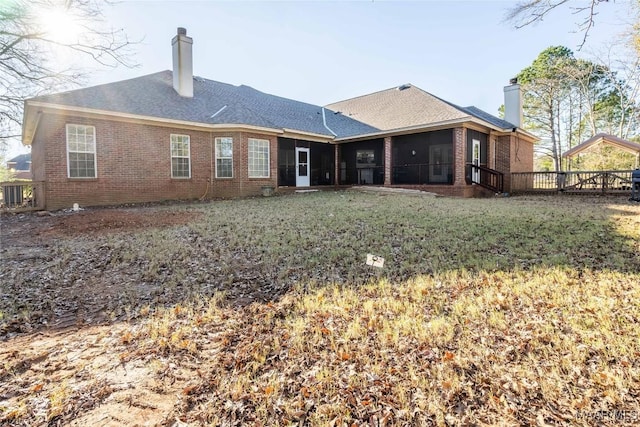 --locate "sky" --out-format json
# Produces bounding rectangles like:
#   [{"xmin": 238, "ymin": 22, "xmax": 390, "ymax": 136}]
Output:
[{"xmin": 5, "ymin": 0, "xmax": 635, "ymax": 159}]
